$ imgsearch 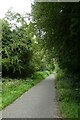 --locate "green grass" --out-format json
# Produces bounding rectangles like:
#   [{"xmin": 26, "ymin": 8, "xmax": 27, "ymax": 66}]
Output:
[
  {"xmin": 55, "ymin": 73, "xmax": 79, "ymax": 118},
  {"xmin": 0, "ymin": 71, "xmax": 49, "ymax": 110}
]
